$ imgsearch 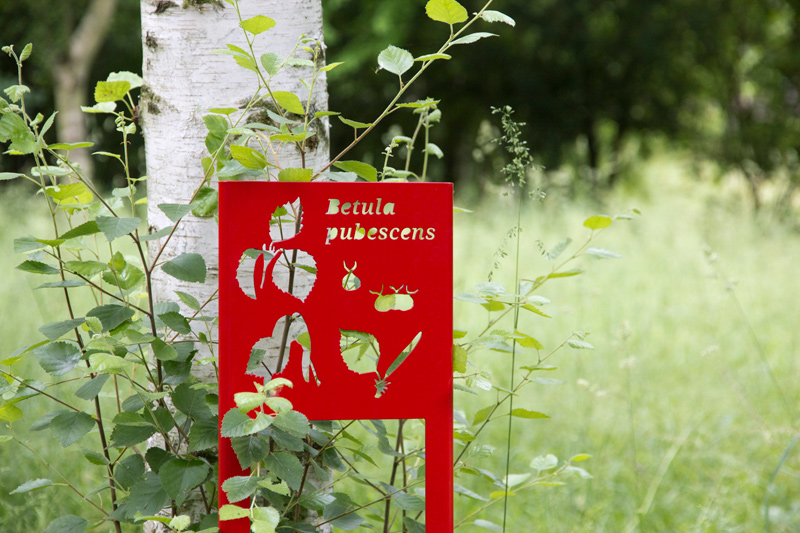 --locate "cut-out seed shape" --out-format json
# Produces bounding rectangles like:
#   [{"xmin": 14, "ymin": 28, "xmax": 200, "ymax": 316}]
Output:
[
  {"xmin": 339, "ymin": 329, "xmax": 422, "ymax": 397},
  {"xmin": 342, "ymin": 261, "xmax": 361, "ymax": 291},
  {"xmin": 369, "ymin": 284, "xmax": 417, "ymax": 312}
]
